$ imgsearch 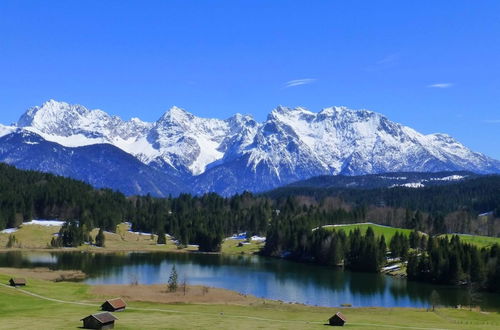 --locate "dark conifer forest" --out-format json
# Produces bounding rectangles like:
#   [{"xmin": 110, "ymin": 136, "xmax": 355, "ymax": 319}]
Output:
[{"xmin": 1, "ymin": 163, "xmax": 500, "ymax": 291}]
